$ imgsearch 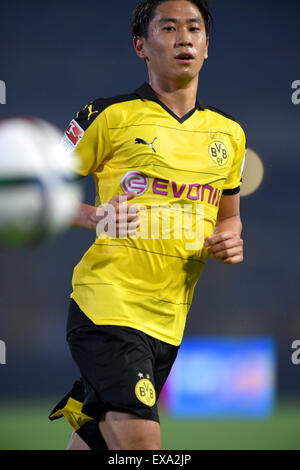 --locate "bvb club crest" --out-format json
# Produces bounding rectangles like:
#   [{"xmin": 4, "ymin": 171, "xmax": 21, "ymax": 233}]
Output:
[
  {"xmin": 135, "ymin": 373, "xmax": 156, "ymax": 407},
  {"xmin": 208, "ymin": 140, "xmax": 229, "ymax": 166}
]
